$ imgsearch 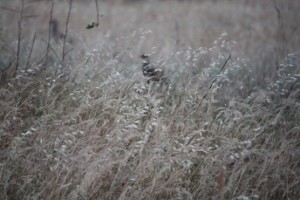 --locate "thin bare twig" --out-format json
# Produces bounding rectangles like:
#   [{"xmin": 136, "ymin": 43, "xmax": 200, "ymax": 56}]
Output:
[
  {"xmin": 175, "ymin": 20, "xmax": 180, "ymax": 47},
  {"xmin": 217, "ymin": 166, "xmax": 225, "ymax": 200},
  {"xmin": 95, "ymin": 0, "xmax": 100, "ymax": 26},
  {"xmin": 26, "ymin": 32, "xmax": 36, "ymax": 70},
  {"xmin": 0, "ymin": 6, "xmax": 19, "ymax": 13},
  {"xmin": 46, "ymin": 0, "xmax": 55, "ymax": 64},
  {"xmin": 62, "ymin": 0, "xmax": 73, "ymax": 64},
  {"xmin": 196, "ymin": 54, "xmax": 231, "ymax": 110},
  {"xmin": 40, "ymin": 39, "xmax": 61, "ymax": 65},
  {"xmin": 274, "ymin": 1, "xmax": 281, "ymax": 73},
  {"xmin": 16, "ymin": 0, "xmax": 25, "ymax": 76}
]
